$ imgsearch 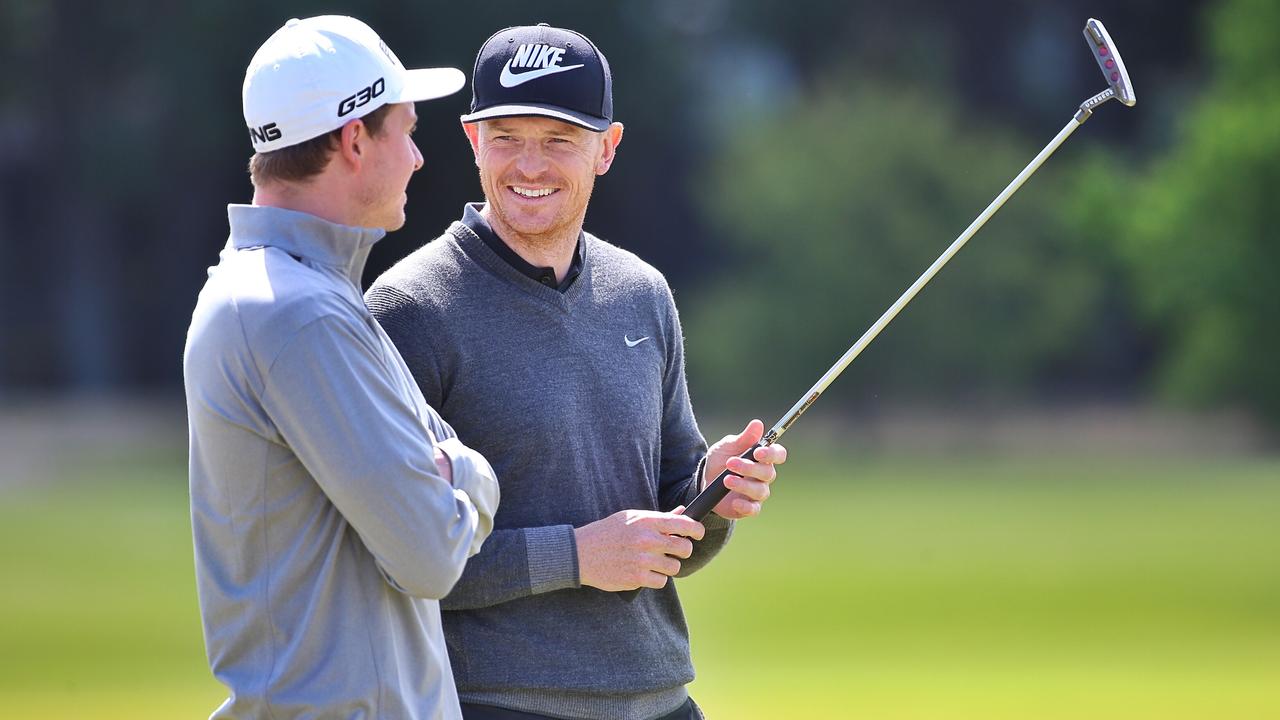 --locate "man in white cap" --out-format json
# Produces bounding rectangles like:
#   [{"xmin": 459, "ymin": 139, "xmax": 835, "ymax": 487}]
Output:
[{"xmin": 184, "ymin": 16, "xmax": 499, "ymax": 719}]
